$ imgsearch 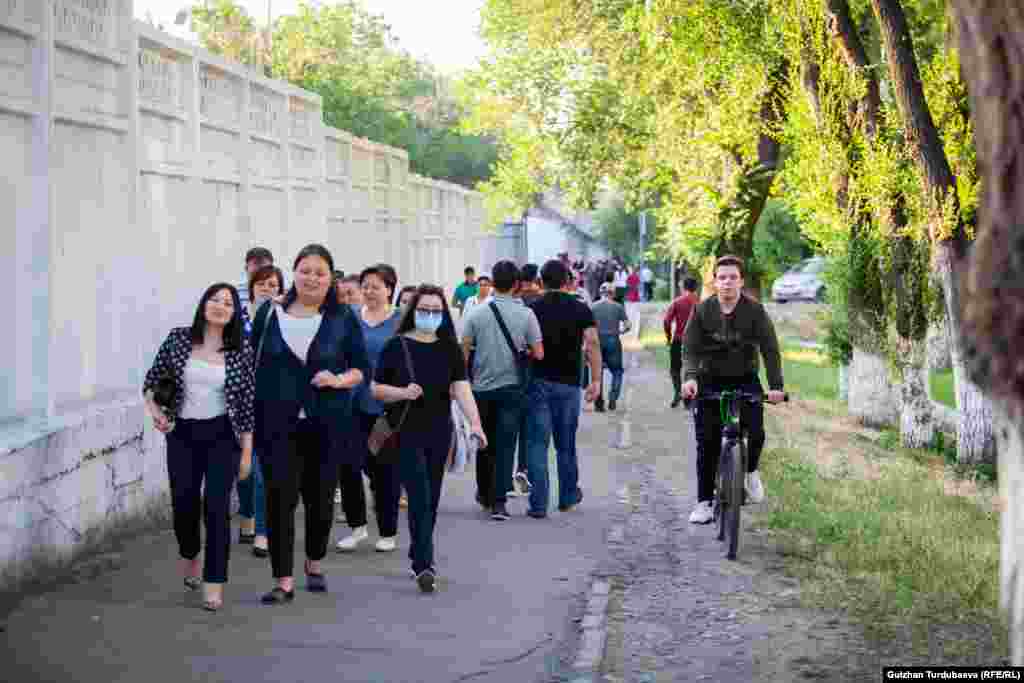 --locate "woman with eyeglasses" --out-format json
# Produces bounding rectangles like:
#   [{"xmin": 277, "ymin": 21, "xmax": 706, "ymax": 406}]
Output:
[
  {"xmin": 372, "ymin": 284, "xmax": 487, "ymax": 592},
  {"xmin": 142, "ymin": 284, "xmax": 255, "ymax": 611},
  {"xmin": 251, "ymin": 244, "xmax": 369, "ymax": 604}
]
